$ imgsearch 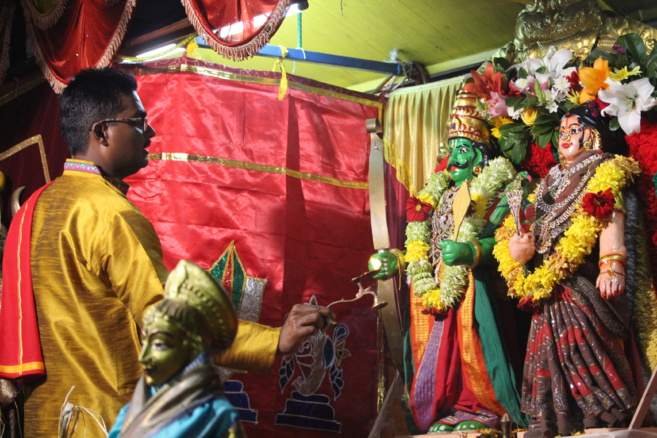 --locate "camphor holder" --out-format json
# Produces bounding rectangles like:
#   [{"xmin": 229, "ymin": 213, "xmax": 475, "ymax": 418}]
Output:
[{"xmin": 323, "ymin": 270, "xmax": 388, "ymax": 330}]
